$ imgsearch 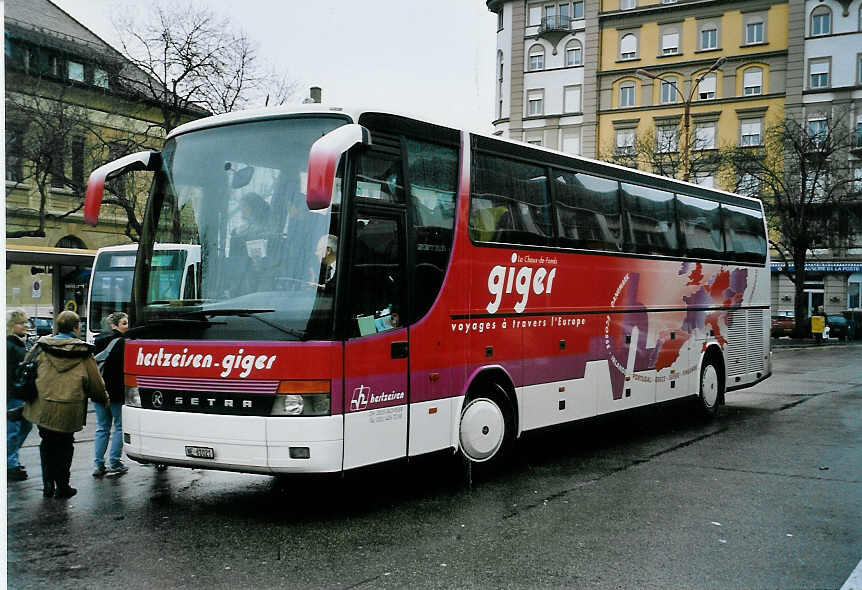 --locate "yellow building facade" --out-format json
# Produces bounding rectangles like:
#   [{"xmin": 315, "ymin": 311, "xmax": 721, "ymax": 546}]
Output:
[{"xmin": 597, "ymin": 0, "xmax": 788, "ymax": 190}]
